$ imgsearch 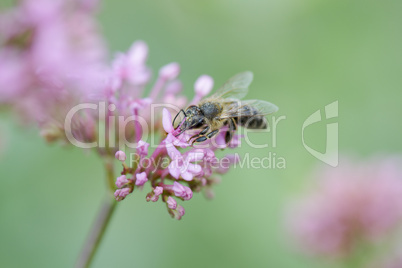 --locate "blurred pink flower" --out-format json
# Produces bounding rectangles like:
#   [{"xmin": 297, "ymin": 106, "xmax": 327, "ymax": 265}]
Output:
[
  {"xmin": 111, "ymin": 40, "xmax": 151, "ymax": 88},
  {"xmin": 191, "ymin": 75, "xmax": 214, "ymax": 104},
  {"xmin": 381, "ymin": 255, "xmax": 402, "ymax": 268},
  {"xmin": 115, "ymin": 151, "xmax": 127, "ymax": 162},
  {"xmin": 159, "ymin": 62, "xmax": 180, "ymax": 81},
  {"xmin": 287, "ymin": 156, "xmax": 402, "ymax": 258},
  {"xmin": 0, "ymin": 0, "xmax": 107, "ymax": 124}
]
